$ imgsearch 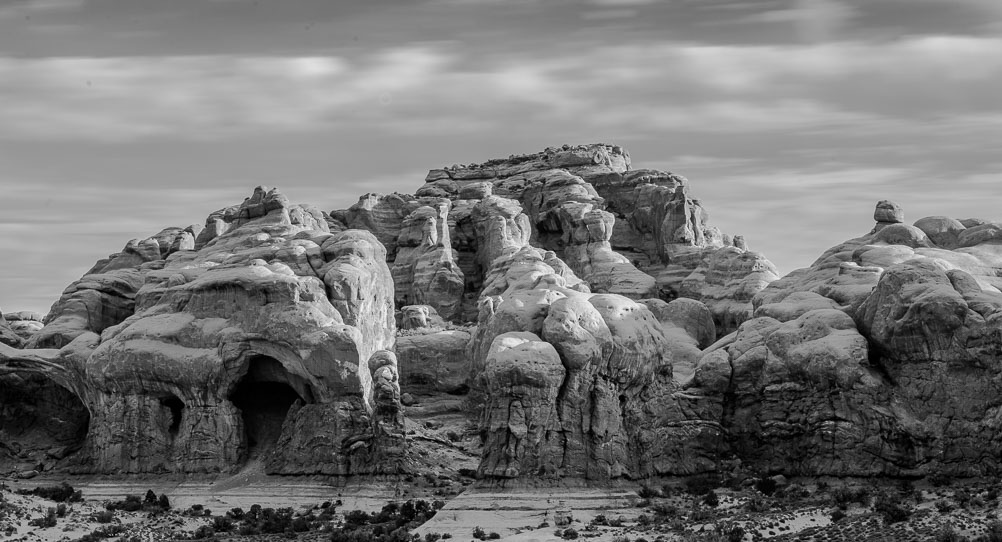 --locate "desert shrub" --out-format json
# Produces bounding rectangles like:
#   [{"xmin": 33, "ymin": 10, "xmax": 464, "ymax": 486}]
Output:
[
  {"xmin": 832, "ymin": 486, "xmax": 870, "ymax": 506},
  {"xmin": 56, "ymin": 503, "xmax": 67, "ymax": 517},
  {"xmin": 745, "ymin": 498, "xmax": 769, "ymax": 513},
  {"xmin": 722, "ymin": 524, "xmax": 745, "ymax": 542},
  {"xmin": 638, "ymin": 486, "xmax": 660, "ymax": 499},
  {"xmin": 91, "ymin": 510, "xmax": 114, "ymax": 523},
  {"xmin": 158, "ymin": 494, "xmax": 170, "ymax": 510},
  {"xmin": 561, "ymin": 527, "xmax": 579, "ymax": 540},
  {"xmin": 935, "ymin": 524, "xmax": 967, "ymax": 542},
  {"xmin": 652, "ymin": 503, "xmax": 679, "ymax": 518},
  {"xmin": 612, "ymin": 537, "xmax": 631, "ymax": 542},
  {"xmin": 292, "ymin": 516, "xmax": 311, "ymax": 532},
  {"xmin": 936, "ymin": 500, "xmax": 956, "ymax": 513},
  {"xmin": 72, "ymin": 524, "xmax": 126, "ymax": 542},
  {"xmin": 702, "ymin": 490, "xmax": 719, "ymax": 508},
  {"xmin": 955, "ymin": 490, "xmax": 972, "ymax": 508},
  {"xmin": 238, "ymin": 523, "xmax": 259, "ymax": 536},
  {"xmin": 689, "ymin": 507, "xmax": 713, "ymax": 522},
  {"xmin": 227, "ymin": 507, "xmax": 245, "ymax": 520},
  {"xmin": 424, "ymin": 534, "xmax": 442, "ymax": 542},
  {"xmin": 28, "ymin": 507, "xmax": 57, "ymax": 528},
  {"xmin": 472, "ymin": 526, "xmax": 487, "ymax": 540},
  {"xmin": 488, "ymin": 533, "xmax": 501, "ymax": 540},
  {"xmin": 192, "ymin": 525, "xmax": 215, "ymax": 539},
  {"xmin": 344, "ymin": 509, "xmax": 372, "ymax": 530},
  {"xmin": 144, "ymin": 490, "xmax": 158, "ymax": 505},
  {"xmin": 755, "ymin": 477, "xmax": 778, "ymax": 496},
  {"xmin": 18, "ymin": 483, "xmax": 81, "ymax": 503},
  {"xmin": 987, "ymin": 520, "xmax": 1002, "ymax": 542},
  {"xmin": 212, "ymin": 516, "xmax": 234, "ymax": 532},
  {"xmin": 831, "ymin": 508, "xmax": 846, "ymax": 522},
  {"xmin": 105, "ymin": 495, "xmax": 145, "ymax": 512},
  {"xmin": 874, "ymin": 493, "xmax": 911, "ymax": 524}
]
